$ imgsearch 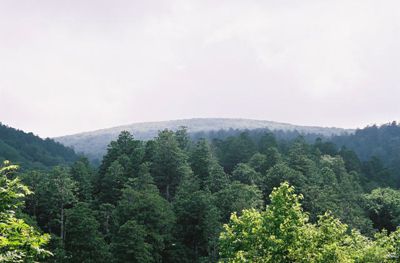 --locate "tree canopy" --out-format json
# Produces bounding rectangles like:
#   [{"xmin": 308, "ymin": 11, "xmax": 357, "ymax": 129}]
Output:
[{"xmin": 2, "ymin": 123, "xmax": 400, "ymax": 262}]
